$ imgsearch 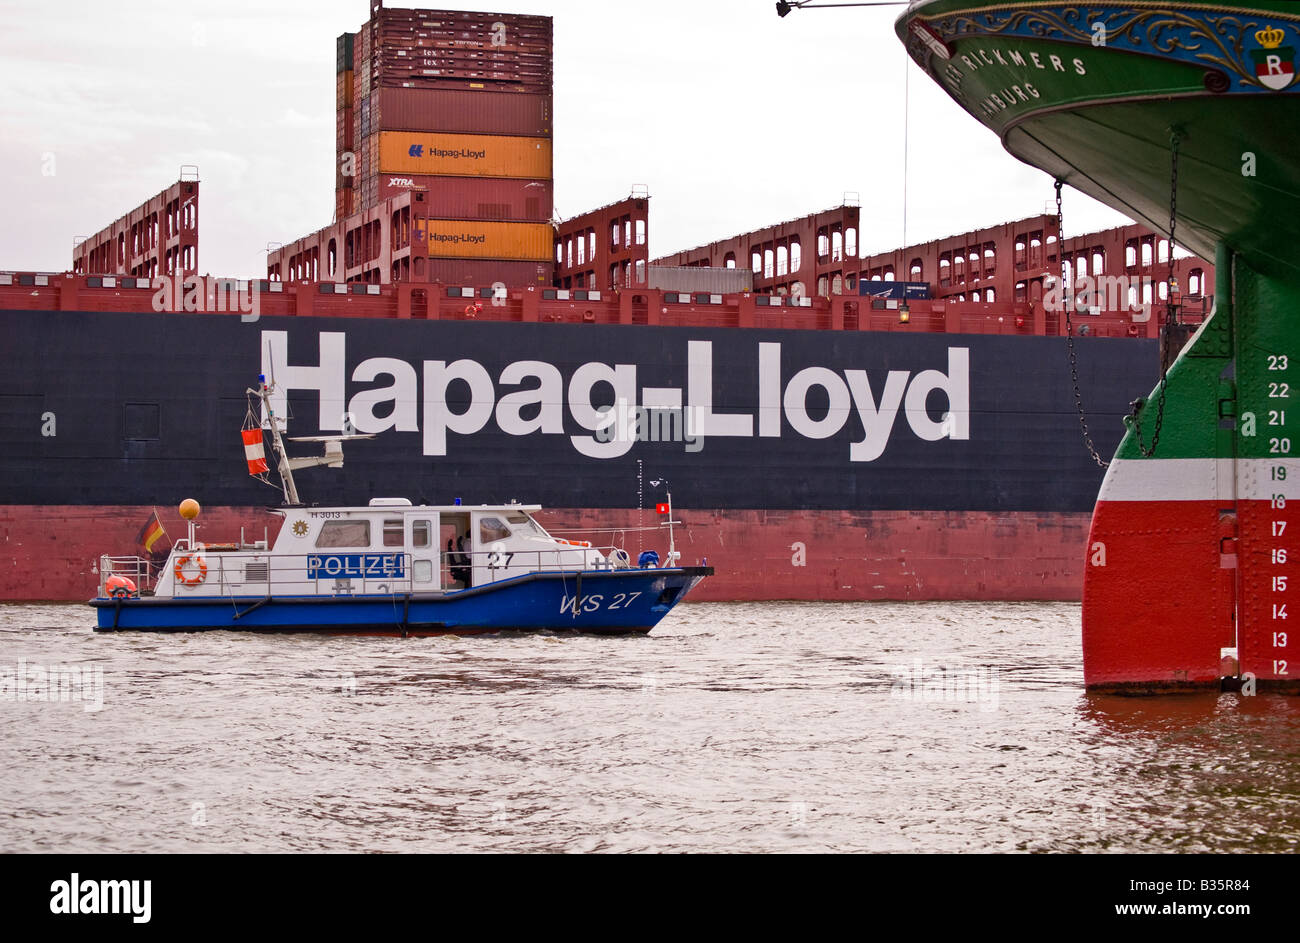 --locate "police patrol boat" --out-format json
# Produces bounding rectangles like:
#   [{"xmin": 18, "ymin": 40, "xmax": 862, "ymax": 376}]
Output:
[{"xmin": 89, "ymin": 376, "xmax": 712, "ymax": 634}]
